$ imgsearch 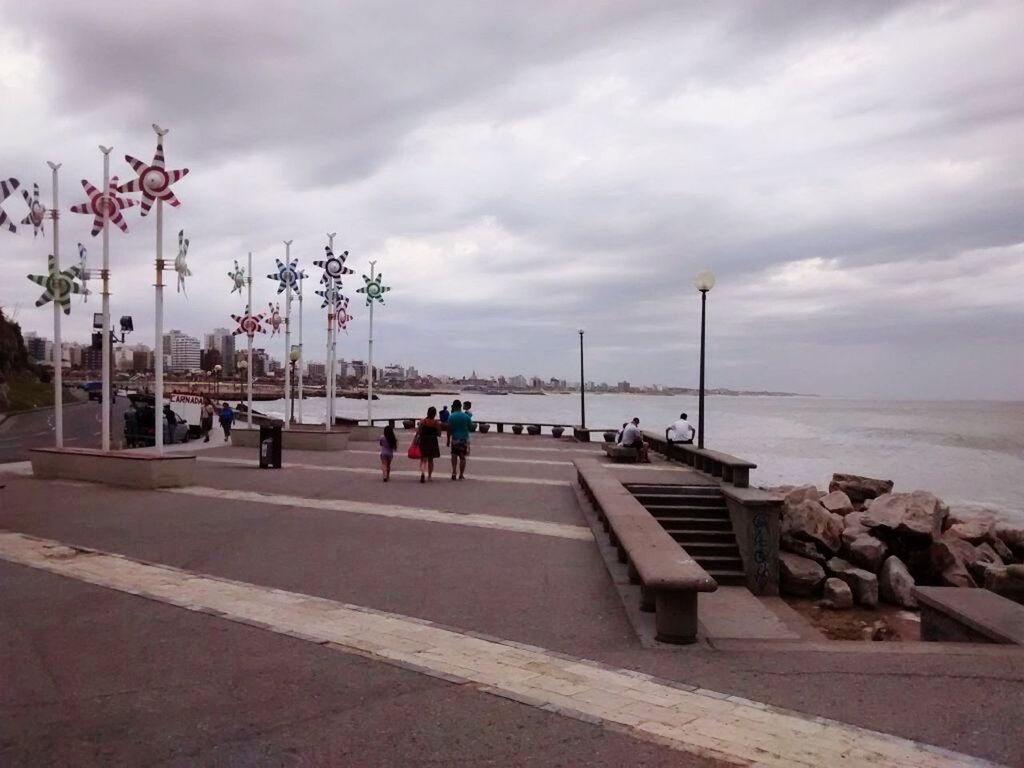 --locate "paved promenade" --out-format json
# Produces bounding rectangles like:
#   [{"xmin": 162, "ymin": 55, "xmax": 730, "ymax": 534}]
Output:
[{"xmin": 1, "ymin": 434, "xmax": 1022, "ymax": 766}]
